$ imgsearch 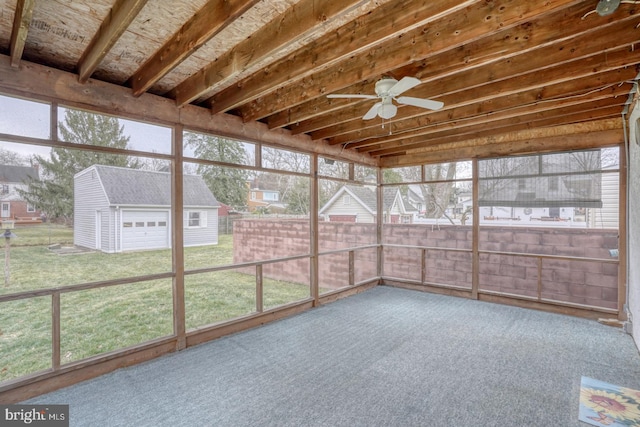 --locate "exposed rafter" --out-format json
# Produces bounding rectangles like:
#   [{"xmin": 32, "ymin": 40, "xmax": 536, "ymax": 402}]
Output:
[
  {"xmin": 233, "ymin": 0, "xmax": 585, "ymax": 122},
  {"xmin": 279, "ymin": 4, "xmax": 639, "ymax": 134},
  {"xmin": 1, "ymin": 0, "xmax": 638, "ymax": 167},
  {"xmin": 77, "ymin": 0, "xmax": 148, "ymax": 83},
  {"xmin": 171, "ymin": 0, "xmax": 379, "ymax": 107},
  {"xmin": 204, "ymin": 0, "xmax": 481, "ymax": 115},
  {"xmin": 9, "ymin": 0, "xmax": 35, "ymax": 68},
  {"xmin": 129, "ymin": 0, "xmax": 261, "ymax": 97}
]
